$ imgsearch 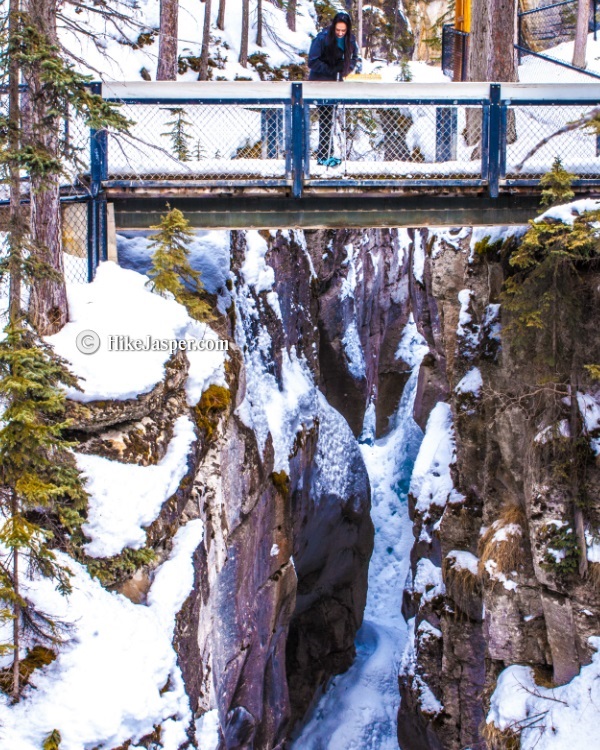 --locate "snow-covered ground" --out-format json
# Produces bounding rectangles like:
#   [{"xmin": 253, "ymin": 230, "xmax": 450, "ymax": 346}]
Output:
[
  {"xmin": 61, "ymin": 0, "xmax": 317, "ymax": 83},
  {"xmin": 487, "ymin": 639, "xmax": 600, "ymax": 750},
  {"xmin": 519, "ymin": 33, "xmax": 600, "ymax": 83},
  {"xmin": 0, "ymin": 262, "xmax": 228, "ymax": 749},
  {"xmin": 291, "ymin": 320, "xmax": 427, "ymax": 750}
]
